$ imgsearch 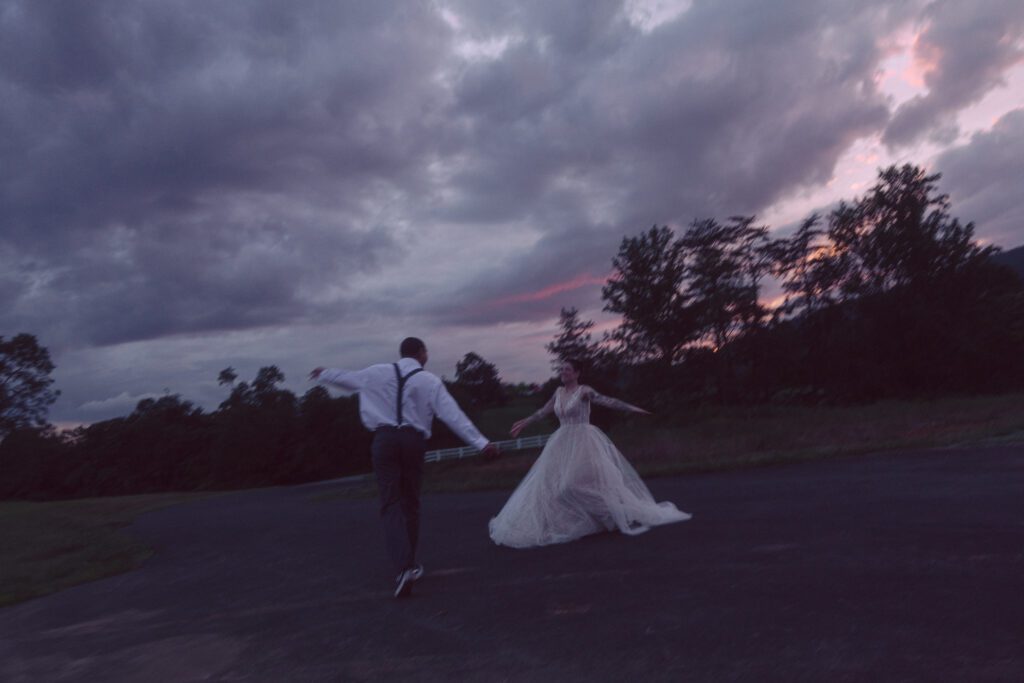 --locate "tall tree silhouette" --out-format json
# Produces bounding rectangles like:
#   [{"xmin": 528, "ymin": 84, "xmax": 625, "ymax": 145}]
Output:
[
  {"xmin": 771, "ymin": 164, "xmax": 1016, "ymax": 397},
  {"xmin": 0, "ymin": 334, "xmax": 59, "ymax": 438},
  {"xmin": 545, "ymin": 307, "xmax": 602, "ymax": 370},
  {"xmin": 826, "ymin": 164, "xmax": 996, "ymax": 298},
  {"xmin": 217, "ymin": 367, "xmax": 238, "ymax": 386},
  {"xmin": 603, "ymin": 226, "xmax": 697, "ymax": 366},
  {"xmin": 454, "ymin": 352, "xmax": 505, "ymax": 407},
  {"xmin": 680, "ymin": 216, "xmax": 772, "ymax": 399}
]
